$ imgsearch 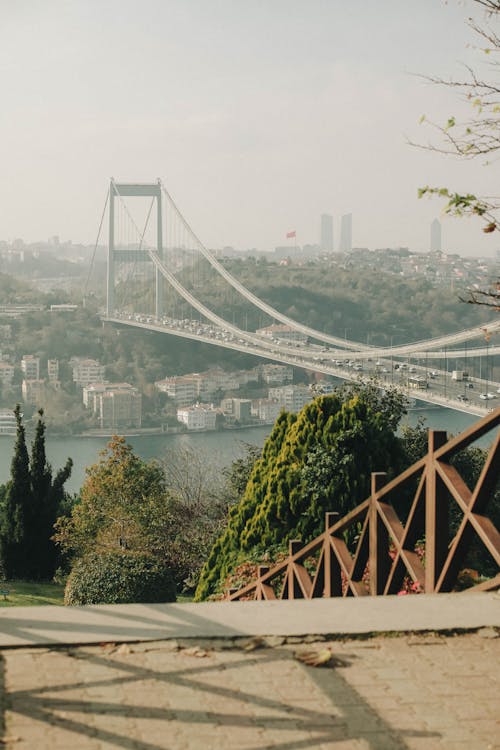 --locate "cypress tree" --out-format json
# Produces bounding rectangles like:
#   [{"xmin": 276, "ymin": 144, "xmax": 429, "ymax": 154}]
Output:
[
  {"xmin": 0, "ymin": 405, "xmax": 31, "ymax": 579},
  {"xmin": 0, "ymin": 407, "xmax": 73, "ymax": 581}
]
